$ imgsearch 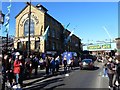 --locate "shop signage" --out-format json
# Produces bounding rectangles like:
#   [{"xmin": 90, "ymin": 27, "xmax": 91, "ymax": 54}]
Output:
[
  {"xmin": 87, "ymin": 44, "xmax": 111, "ymax": 50},
  {"xmin": 20, "ymin": 13, "xmax": 39, "ymax": 27},
  {"xmin": 87, "ymin": 45, "xmax": 101, "ymax": 49},
  {"xmin": 102, "ymin": 44, "xmax": 111, "ymax": 49}
]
